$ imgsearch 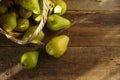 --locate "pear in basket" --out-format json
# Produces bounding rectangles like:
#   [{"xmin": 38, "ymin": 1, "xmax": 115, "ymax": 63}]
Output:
[
  {"xmin": 0, "ymin": 12, "xmax": 17, "ymax": 32},
  {"xmin": 18, "ymin": 0, "xmax": 40, "ymax": 14},
  {"xmin": 53, "ymin": 0, "xmax": 67, "ymax": 15}
]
